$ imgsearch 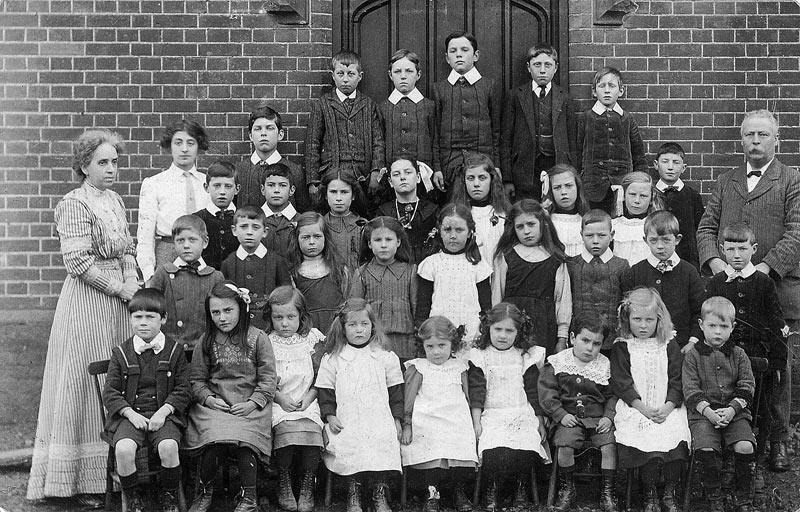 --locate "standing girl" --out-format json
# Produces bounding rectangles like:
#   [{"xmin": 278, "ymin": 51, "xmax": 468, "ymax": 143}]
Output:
[
  {"xmin": 314, "ymin": 299, "xmax": 403, "ymax": 512},
  {"xmin": 541, "ymin": 164, "xmax": 591, "ymax": 257},
  {"xmin": 350, "ymin": 216, "xmax": 418, "ymax": 359},
  {"xmin": 492, "ymin": 199, "xmax": 571, "ymax": 355},
  {"xmin": 185, "ymin": 281, "xmax": 277, "ymax": 512},
  {"xmin": 415, "ymin": 203, "xmax": 493, "ymax": 345},
  {"xmin": 265, "ymin": 286, "xmax": 325, "ymax": 512},
  {"xmin": 137, "ymin": 119, "xmax": 211, "ymax": 282},
  {"xmin": 319, "ymin": 169, "xmax": 368, "ymax": 272},
  {"xmin": 287, "ymin": 212, "xmax": 350, "ymax": 334},
  {"xmin": 611, "ymin": 171, "xmax": 664, "ymax": 266},
  {"xmin": 611, "ymin": 287, "xmax": 690, "ymax": 512},
  {"xmin": 469, "ymin": 303, "xmax": 549, "ymax": 511},
  {"xmin": 401, "ymin": 316, "xmax": 477, "ymax": 512},
  {"xmin": 450, "ymin": 152, "xmax": 511, "ymax": 270}
]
